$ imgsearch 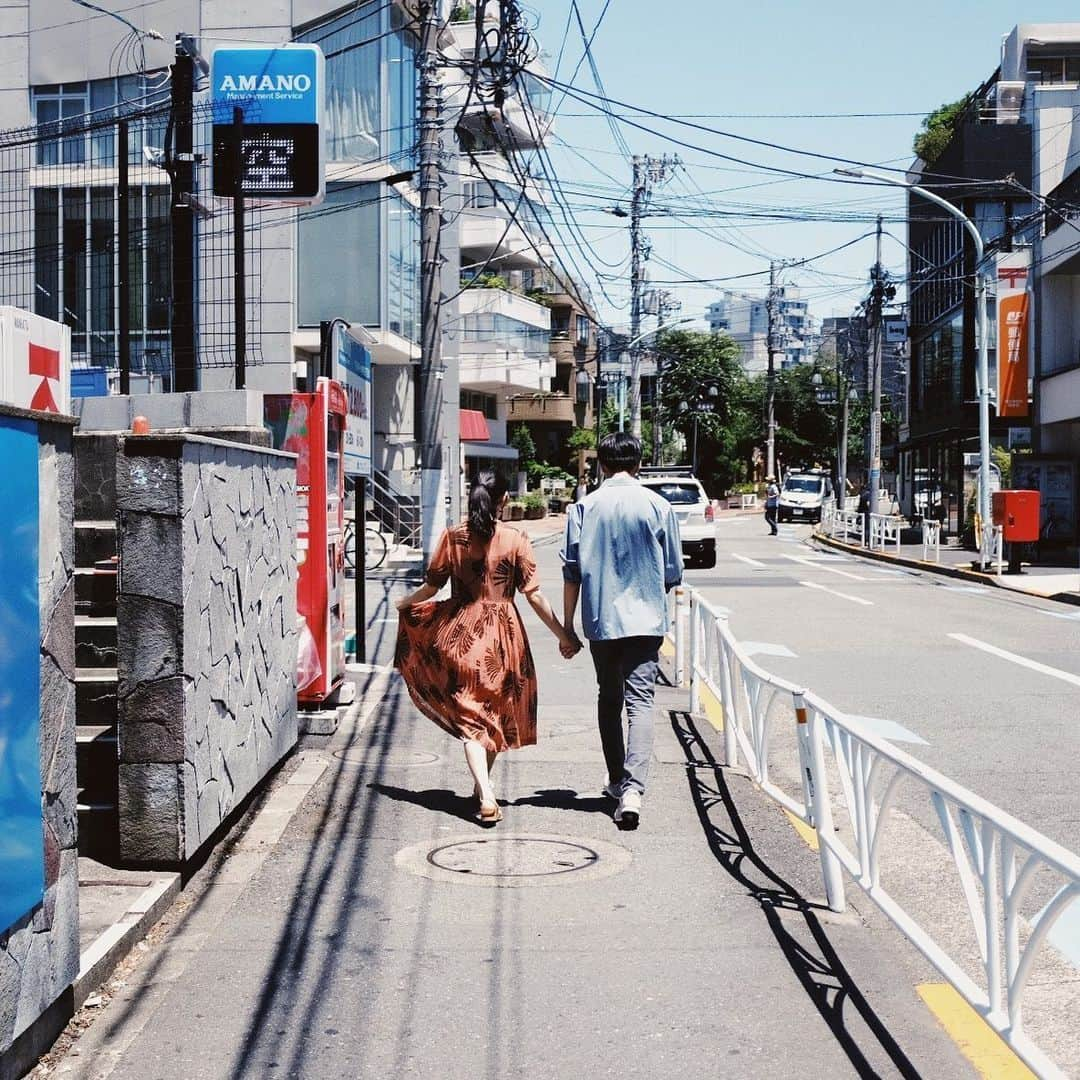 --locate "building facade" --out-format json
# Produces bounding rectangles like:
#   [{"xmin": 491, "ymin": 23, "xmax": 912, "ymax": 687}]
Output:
[{"xmin": 706, "ymin": 285, "xmax": 818, "ymax": 374}]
